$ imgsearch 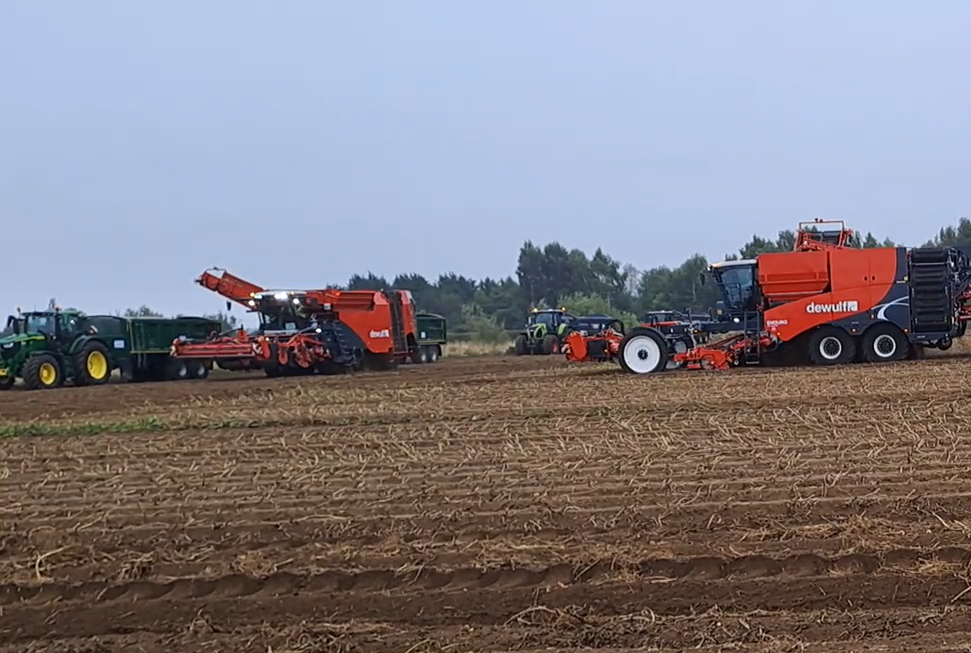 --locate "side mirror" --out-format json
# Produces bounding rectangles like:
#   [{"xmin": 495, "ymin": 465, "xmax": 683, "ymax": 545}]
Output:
[
  {"xmin": 226, "ymin": 301, "xmax": 232, "ymax": 312},
  {"xmin": 698, "ymin": 272, "xmax": 706, "ymax": 286}
]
